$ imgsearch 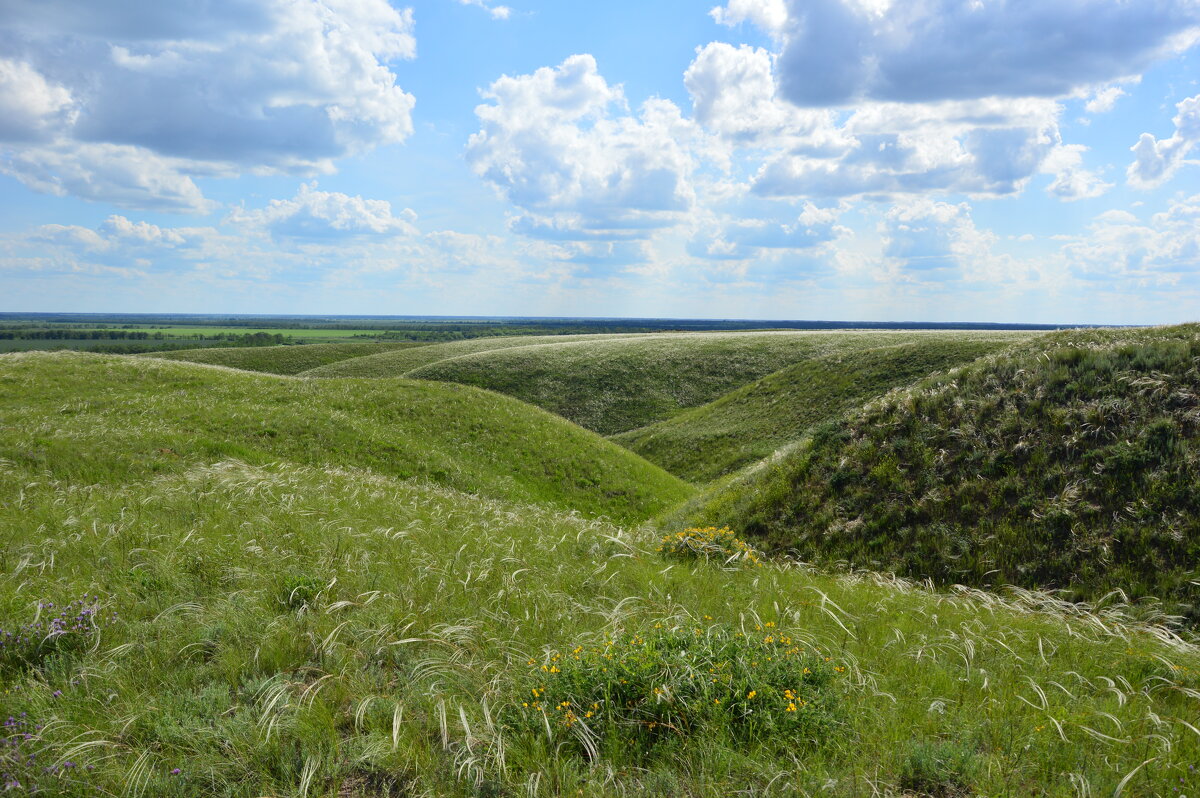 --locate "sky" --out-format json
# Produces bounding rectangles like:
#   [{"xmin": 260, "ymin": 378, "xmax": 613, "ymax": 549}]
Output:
[{"xmin": 1, "ymin": 0, "xmax": 1199, "ymax": 324}]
